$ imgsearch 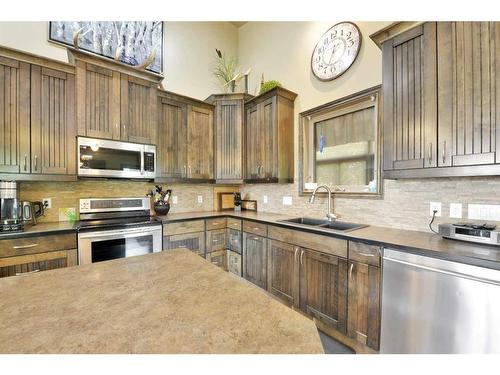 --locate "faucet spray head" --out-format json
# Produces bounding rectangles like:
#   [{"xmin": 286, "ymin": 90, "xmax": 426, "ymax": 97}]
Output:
[{"xmin": 308, "ymin": 194, "xmax": 315, "ymax": 204}]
